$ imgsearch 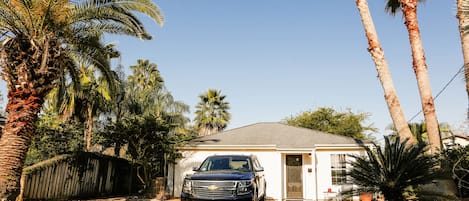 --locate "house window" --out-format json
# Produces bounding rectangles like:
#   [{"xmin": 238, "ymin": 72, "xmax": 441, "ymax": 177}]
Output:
[{"xmin": 331, "ymin": 154, "xmax": 347, "ymax": 185}]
